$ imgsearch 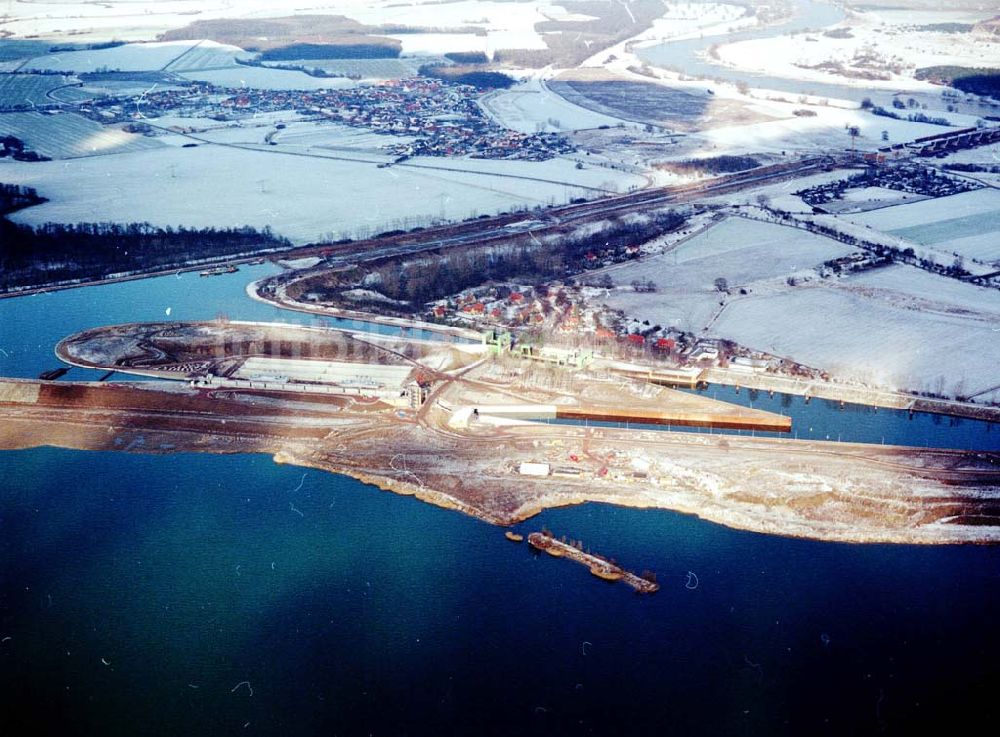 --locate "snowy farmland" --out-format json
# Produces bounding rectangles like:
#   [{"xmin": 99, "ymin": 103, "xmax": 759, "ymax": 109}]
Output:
[
  {"xmin": 0, "ymin": 111, "xmax": 161, "ymax": 158},
  {"xmin": 710, "ymin": 264, "xmax": 1000, "ymax": 401},
  {"xmin": 0, "ymin": 74, "xmax": 77, "ymax": 109},
  {"xmin": 713, "ymin": 5, "xmax": 1000, "ymax": 92},
  {"xmin": 177, "ymin": 66, "xmax": 356, "ymax": 91},
  {"xmin": 353, "ymin": 0, "xmax": 571, "ymax": 54},
  {"xmin": 821, "ymin": 187, "xmax": 929, "ymax": 214},
  {"xmin": 600, "ymin": 218, "xmax": 854, "ymax": 333},
  {"xmin": 0, "ymin": 40, "xmax": 51, "ymax": 61},
  {"xmin": 0, "ymin": 0, "xmax": 597, "ymax": 47},
  {"xmin": 23, "ymin": 41, "xmax": 201, "ymax": 74},
  {"xmin": 694, "ymin": 102, "xmax": 971, "ymax": 155},
  {"xmin": 261, "ymin": 58, "xmax": 432, "ymax": 81},
  {"xmin": 851, "ymin": 189, "xmax": 1000, "ymax": 265},
  {"xmin": 480, "ymin": 78, "xmax": 629, "ymax": 133},
  {"xmin": 269, "ymin": 121, "xmax": 415, "ymax": 153},
  {"xmin": 162, "ymin": 41, "xmax": 250, "ymax": 72},
  {"xmin": 1, "ymin": 144, "xmax": 638, "ymax": 244}
]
